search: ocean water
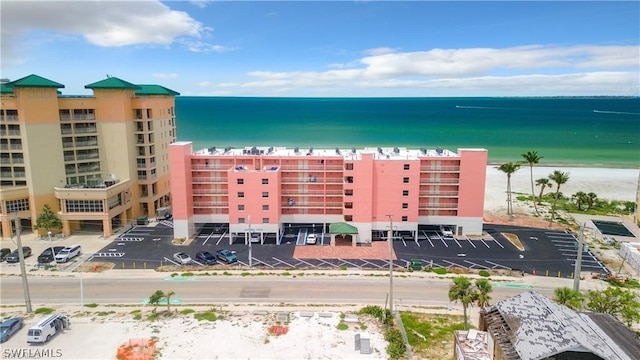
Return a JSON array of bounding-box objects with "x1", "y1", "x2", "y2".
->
[{"x1": 175, "y1": 97, "x2": 640, "y2": 168}]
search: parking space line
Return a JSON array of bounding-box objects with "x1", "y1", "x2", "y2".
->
[
  {"x1": 202, "y1": 233, "x2": 215, "y2": 245},
  {"x1": 453, "y1": 238, "x2": 462, "y2": 248},
  {"x1": 463, "y1": 260, "x2": 488, "y2": 269},
  {"x1": 163, "y1": 257, "x2": 181, "y2": 266},
  {"x1": 252, "y1": 258, "x2": 274, "y2": 268},
  {"x1": 295, "y1": 258, "x2": 316, "y2": 268},
  {"x1": 338, "y1": 258, "x2": 361, "y2": 268},
  {"x1": 440, "y1": 238, "x2": 448, "y2": 247},
  {"x1": 480, "y1": 239, "x2": 490, "y2": 248},
  {"x1": 492, "y1": 239, "x2": 504, "y2": 249},
  {"x1": 360, "y1": 259, "x2": 384, "y2": 269},
  {"x1": 443, "y1": 259, "x2": 462, "y2": 268},
  {"x1": 485, "y1": 260, "x2": 511, "y2": 270},
  {"x1": 316, "y1": 259, "x2": 339, "y2": 268},
  {"x1": 466, "y1": 239, "x2": 476, "y2": 248},
  {"x1": 272, "y1": 257, "x2": 296, "y2": 268}
]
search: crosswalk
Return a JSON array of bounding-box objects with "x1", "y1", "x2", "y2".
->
[{"x1": 159, "y1": 220, "x2": 174, "y2": 228}]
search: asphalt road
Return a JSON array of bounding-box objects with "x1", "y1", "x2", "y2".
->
[{"x1": 0, "y1": 275, "x2": 552, "y2": 307}]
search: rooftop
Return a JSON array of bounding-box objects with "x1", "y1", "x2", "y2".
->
[
  {"x1": 193, "y1": 145, "x2": 462, "y2": 160},
  {"x1": 5, "y1": 74, "x2": 65, "y2": 89},
  {"x1": 482, "y1": 291, "x2": 636, "y2": 360}
]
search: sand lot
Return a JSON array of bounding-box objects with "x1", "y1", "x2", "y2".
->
[{"x1": 0, "y1": 307, "x2": 387, "y2": 360}]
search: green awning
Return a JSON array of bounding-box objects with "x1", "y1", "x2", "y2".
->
[{"x1": 329, "y1": 222, "x2": 358, "y2": 234}]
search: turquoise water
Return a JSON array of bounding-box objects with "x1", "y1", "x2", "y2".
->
[{"x1": 175, "y1": 97, "x2": 640, "y2": 168}]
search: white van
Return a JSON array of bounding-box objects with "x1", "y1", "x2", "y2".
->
[
  {"x1": 54, "y1": 245, "x2": 82, "y2": 263},
  {"x1": 27, "y1": 314, "x2": 70, "y2": 343}
]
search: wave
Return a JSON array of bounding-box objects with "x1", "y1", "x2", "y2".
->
[
  {"x1": 456, "y1": 105, "x2": 504, "y2": 110},
  {"x1": 593, "y1": 110, "x2": 640, "y2": 115}
]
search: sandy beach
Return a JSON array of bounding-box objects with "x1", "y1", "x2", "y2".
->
[{"x1": 484, "y1": 165, "x2": 638, "y2": 217}]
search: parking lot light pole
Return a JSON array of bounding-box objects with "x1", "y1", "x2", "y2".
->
[
  {"x1": 248, "y1": 215, "x2": 252, "y2": 268},
  {"x1": 387, "y1": 215, "x2": 394, "y2": 315},
  {"x1": 573, "y1": 223, "x2": 588, "y2": 291},
  {"x1": 14, "y1": 212, "x2": 33, "y2": 313}
]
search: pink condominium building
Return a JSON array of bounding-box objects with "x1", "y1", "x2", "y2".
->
[{"x1": 170, "y1": 142, "x2": 487, "y2": 244}]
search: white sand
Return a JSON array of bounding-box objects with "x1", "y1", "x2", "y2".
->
[{"x1": 484, "y1": 166, "x2": 639, "y2": 213}]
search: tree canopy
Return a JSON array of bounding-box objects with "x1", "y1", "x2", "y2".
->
[{"x1": 34, "y1": 204, "x2": 62, "y2": 233}]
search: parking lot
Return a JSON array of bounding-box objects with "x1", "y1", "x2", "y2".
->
[{"x1": 83, "y1": 222, "x2": 609, "y2": 278}]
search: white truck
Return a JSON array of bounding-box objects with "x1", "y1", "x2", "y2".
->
[{"x1": 27, "y1": 314, "x2": 70, "y2": 343}]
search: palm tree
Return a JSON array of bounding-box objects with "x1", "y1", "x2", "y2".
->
[
  {"x1": 497, "y1": 162, "x2": 521, "y2": 216},
  {"x1": 521, "y1": 151, "x2": 543, "y2": 215},
  {"x1": 535, "y1": 178, "x2": 551, "y2": 204},
  {"x1": 448, "y1": 277, "x2": 478, "y2": 329},
  {"x1": 164, "y1": 290, "x2": 176, "y2": 312},
  {"x1": 475, "y1": 279, "x2": 493, "y2": 309},
  {"x1": 548, "y1": 170, "x2": 570, "y2": 221},
  {"x1": 553, "y1": 287, "x2": 584, "y2": 310},
  {"x1": 149, "y1": 290, "x2": 164, "y2": 313},
  {"x1": 572, "y1": 191, "x2": 588, "y2": 211},
  {"x1": 586, "y1": 192, "x2": 598, "y2": 210}
]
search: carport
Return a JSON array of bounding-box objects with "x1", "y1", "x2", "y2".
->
[{"x1": 329, "y1": 222, "x2": 359, "y2": 247}]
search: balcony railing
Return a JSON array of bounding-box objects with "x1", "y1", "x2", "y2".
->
[
  {"x1": 75, "y1": 140, "x2": 98, "y2": 147},
  {"x1": 419, "y1": 178, "x2": 459, "y2": 184},
  {"x1": 1, "y1": 115, "x2": 19, "y2": 122},
  {"x1": 193, "y1": 189, "x2": 228, "y2": 195},
  {"x1": 418, "y1": 204, "x2": 459, "y2": 210},
  {"x1": 281, "y1": 190, "x2": 343, "y2": 196},
  {"x1": 74, "y1": 126, "x2": 97, "y2": 134},
  {"x1": 420, "y1": 166, "x2": 461, "y2": 172},
  {"x1": 193, "y1": 202, "x2": 229, "y2": 207},
  {"x1": 72, "y1": 114, "x2": 96, "y2": 120},
  {"x1": 191, "y1": 165, "x2": 233, "y2": 171},
  {"x1": 419, "y1": 191, "x2": 459, "y2": 197},
  {"x1": 192, "y1": 177, "x2": 226, "y2": 183},
  {"x1": 284, "y1": 202, "x2": 343, "y2": 208}
]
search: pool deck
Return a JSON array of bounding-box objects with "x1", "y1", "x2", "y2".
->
[{"x1": 570, "y1": 213, "x2": 639, "y2": 241}]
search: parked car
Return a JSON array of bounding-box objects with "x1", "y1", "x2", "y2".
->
[
  {"x1": 0, "y1": 248, "x2": 11, "y2": 262},
  {"x1": 54, "y1": 245, "x2": 82, "y2": 263},
  {"x1": 5, "y1": 247, "x2": 32, "y2": 263},
  {"x1": 0, "y1": 317, "x2": 23, "y2": 343},
  {"x1": 440, "y1": 226, "x2": 454, "y2": 238},
  {"x1": 173, "y1": 252, "x2": 192, "y2": 265},
  {"x1": 37, "y1": 246, "x2": 66, "y2": 264},
  {"x1": 215, "y1": 249, "x2": 238, "y2": 264},
  {"x1": 195, "y1": 251, "x2": 217, "y2": 265},
  {"x1": 306, "y1": 234, "x2": 318, "y2": 245}
]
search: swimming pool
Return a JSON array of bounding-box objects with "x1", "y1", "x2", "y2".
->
[{"x1": 591, "y1": 220, "x2": 636, "y2": 237}]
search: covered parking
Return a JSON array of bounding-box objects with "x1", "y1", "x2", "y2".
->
[{"x1": 329, "y1": 222, "x2": 359, "y2": 247}]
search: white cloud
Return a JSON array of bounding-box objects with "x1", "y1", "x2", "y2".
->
[
  {"x1": 0, "y1": 0, "x2": 224, "y2": 66},
  {"x1": 189, "y1": 0, "x2": 214, "y2": 9},
  {"x1": 228, "y1": 45, "x2": 640, "y2": 96},
  {"x1": 179, "y1": 39, "x2": 236, "y2": 53}
]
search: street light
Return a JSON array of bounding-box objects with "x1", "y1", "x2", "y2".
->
[
  {"x1": 248, "y1": 215, "x2": 252, "y2": 268},
  {"x1": 573, "y1": 223, "x2": 594, "y2": 291},
  {"x1": 47, "y1": 231, "x2": 56, "y2": 260},
  {"x1": 387, "y1": 215, "x2": 394, "y2": 315},
  {"x1": 13, "y1": 212, "x2": 33, "y2": 313}
]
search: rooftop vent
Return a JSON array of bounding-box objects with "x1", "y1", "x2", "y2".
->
[
  {"x1": 268, "y1": 147, "x2": 274, "y2": 154},
  {"x1": 294, "y1": 147, "x2": 299, "y2": 153},
  {"x1": 393, "y1": 147, "x2": 400, "y2": 154},
  {"x1": 436, "y1": 147, "x2": 444, "y2": 155},
  {"x1": 335, "y1": 148, "x2": 341, "y2": 155},
  {"x1": 224, "y1": 147, "x2": 232, "y2": 153},
  {"x1": 377, "y1": 147, "x2": 383, "y2": 154},
  {"x1": 420, "y1": 148, "x2": 427, "y2": 155}
]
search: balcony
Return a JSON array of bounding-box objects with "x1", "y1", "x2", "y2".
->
[
  {"x1": 72, "y1": 114, "x2": 96, "y2": 120},
  {"x1": 74, "y1": 126, "x2": 97, "y2": 134},
  {"x1": 191, "y1": 164, "x2": 233, "y2": 171},
  {"x1": 193, "y1": 201, "x2": 229, "y2": 208},
  {"x1": 418, "y1": 203, "x2": 459, "y2": 210},
  {"x1": 192, "y1": 177, "x2": 226, "y2": 183},
  {"x1": 419, "y1": 178, "x2": 459, "y2": 184},
  {"x1": 420, "y1": 166, "x2": 461, "y2": 172},
  {"x1": 193, "y1": 189, "x2": 227, "y2": 195},
  {"x1": 419, "y1": 191, "x2": 459, "y2": 197},
  {"x1": 75, "y1": 140, "x2": 98, "y2": 147},
  {"x1": 281, "y1": 189, "x2": 343, "y2": 196},
  {"x1": 283, "y1": 202, "x2": 343, "y2": 208},
  {"x1": 1, "y1": 115, "x2": 19, "y2": 122}
]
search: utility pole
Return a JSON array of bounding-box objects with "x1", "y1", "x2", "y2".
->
[
  {"x1": 387, "y1": 215, "x2": 394, "y2": 314},
  {"x1": 14, "y1": 212, "x2": 33, "y2": 313},
  {"x1": 248, "y1": 215, "x2": 252, "y2": 268},
  {"x1": 573, "y1": 223, "x2": 585, "y2": 291}
]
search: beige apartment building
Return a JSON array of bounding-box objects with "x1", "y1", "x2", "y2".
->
[{"x1": 0, "y1": 74, "x2": 178, "y2": 238}]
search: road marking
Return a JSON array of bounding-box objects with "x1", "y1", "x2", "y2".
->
[
  {"x1": 493, "y1": 283, "x2": 534, "y2": 289},
  {"x1": 480, "y1": 239, "x2": 490, "y2": 248},
  {"x1": 162, "y1": 276, "x2": 197, "y2": 281}
]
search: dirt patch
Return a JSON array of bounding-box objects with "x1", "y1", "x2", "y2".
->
[
  {"x1": 501, "y1": 233, "x2": 525, "y2": 251},
  {"x1": 76, "y1": 262, "x2": 115, "y2": 272},
  {"x1": 483, "y1": 209, "x2": 570, "y2": 230}
]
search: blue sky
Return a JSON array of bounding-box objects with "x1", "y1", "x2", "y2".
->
[{"x1": 2, "y1": 1, "x2": 639, "y2": 97}]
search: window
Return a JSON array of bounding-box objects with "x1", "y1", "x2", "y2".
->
[
  {"x1": 345, "y1": 189, "x2": 353, "y2": 196},
  {"x1": 238, "y1": 192, "x2": 245, "y2": 198},
  {"x1": 402, "y1": 216, "x2": 408, "y2": 222},
  {"x1": 403, "y1": 190, "x2": 409, "y2": 196},
  {"x1": 402, "y1": 203, "x2": 408, "y2": 209},
  {"x1": 344, "y1": 202, "x2": 353, "y2": 209},
  {"x1": 238, "y1": 205, "x2": 245, "y2": 211},
  {"x1": 262, "y1": 178, "x2": 269, "y2": 185},
  {"x1": 262, "y1": 218, "x2": 269, "y2": 224},
  {"x1": 403, "y1": 177, "x2": 409, "y2": 183},
  {"x1": 344, "y1": 215, "x2": 353, "y2": 222},
  {"x1": 262, "y1": 192, "x2": 269, "y2": 198},
  {"x1": 403, "y1": 164, "x2": 410, "y2": 170},
  {"x1": 345, "y1": 163, "x2": 354, "y2": 170},
  {"x1": 237, "y1": 178, "x2": 244, "y2": 185},
  {"x1": 239, "y1": 218, "x2": 245, "y2": 224},
  {"x1": 345, "y1": 176, "x2": 354, "y2": 183},
  {"x1": 6, "y1": 198, "x2": 30, "y2": 212},
  {"x1": 262, "y1": 205, "x2": 269, "y2": 211},
  {"x1": 65, "y1": 200, "x2": 104, "y2": 213}
]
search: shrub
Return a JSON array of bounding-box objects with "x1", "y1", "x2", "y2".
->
[
  {"x1": 181, "y1": 272, "x2": 194, "y2": 277},
  {"x1": 194, "y1": 311, "x2": 218, "y2": 322},
  {"x1": 34, "y1": 307, "x2": 55, "y2": 315},
  {"x1": 359, "y1": 305, "x2": 392, "y2": 325},
  {"x1": 478, "y1": 270, "x2": 491, "y2": 277},
  {"x1": 84, "y1": 303, "x2": 99, "y2": 308},
  {"x1": 432, "y1": 267, "x2": 448, "y2": 275},
  {"x1": 337, "y1": 322, "x2": 348, "y2": 330},
  {"x1": 180, "y1": 309, "x2": 195, "y2": 315},
  {"x1": 384, "y1": 328, "x2": 406, "y2": 359}
]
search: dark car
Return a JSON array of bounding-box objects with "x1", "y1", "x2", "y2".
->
[
  {"x1": 0, "y1": 317, "x2": 23, "y2": 343},
  {"x1": 195, "y1": 251, "x2": 217, "y2": 265},
  {"x1": 215, "y1": 249, "x2": 238, "y2": 264},
  {"x1": 0, "y1": 248, "x2": 10, "y2": 262},
  {"x1": 5, "y1": 247, "x2": 32, "y2": 263},
  {"x1": 37, "y1": 246, "x2": 66, "y2": 264}
]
